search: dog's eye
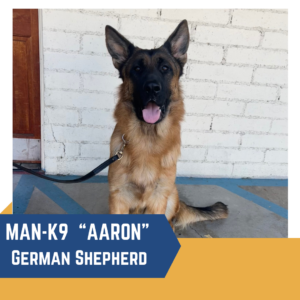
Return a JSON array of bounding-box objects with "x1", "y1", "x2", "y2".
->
[
  {"x1": 162, "y1": 66, "x2": 169, "y2": 72},
  {"x1": 134, "y1": 66, "x2": 141, "y2": 72}
]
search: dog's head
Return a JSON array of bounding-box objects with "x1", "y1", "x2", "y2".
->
[{"x1": 105, "y1": 20, "x2": 189, "y2": 124}]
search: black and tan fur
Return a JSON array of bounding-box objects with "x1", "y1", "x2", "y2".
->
[{"x1": 105, "y1": 20, "x2": 228, "y2": 230}]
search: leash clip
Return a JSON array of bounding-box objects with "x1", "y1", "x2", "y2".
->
[
  {"x1": 116, "y1": 134, "x2": 128, "y2": 160},
  {"x1": 116, "y1": 150, "x2": 123, "y2": 160}
]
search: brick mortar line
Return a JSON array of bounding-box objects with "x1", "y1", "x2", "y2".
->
[
  {"x1": 178, "y1": 160, "x2": 287, "y2": 165},
  {"x1": 43, "y1": 18, "x2": 288, "y2": 34},
  {"x1": 44, "y1": 68, "x2": 119, "y2": 77},
  {"x1": 43, "y1": 49, "x2": 288, "y2": 68},
  {"x1": 181, "y1": 146, "x2": 288, "y2": 151},
  {"x1": 44, "y1": 140, "x2": 111, "y2": 145},
  {"x1": 185, "y1": 113, "x2": 287, "y2": 120},
  {"x1": 42, "y1": 27, "x2": 288, "y2": 49},
  {"x1": 181, "y1": 129, "x2": 287, "y2": 136},
  {"x1": 47, "y1": 8, "x2": 288, "y2": 32},
  {"x1": 44, "y1": 87, "x2": 288, "y2": 104},
  {"x1": 247, "y1": 9, "x2": 288, "y2": 14},
  {"x1": 45, "y1": 105, "x2": 115, "y2": 112},
  {"x1": 182, "y1": 78, "x2": 288, "y2": 88},
  {"x1": 44, "y1": 87, "x2": 117, "y2": 94},
  {"x1": 42, "y1": 28, "x2": 288, "y2": 51},
  {"x1": 42, "y1": 139, "x2": 288, "y2": 152},
  {"x1": 187, "y1": 60, "x2": 288, "y2": 69},
  {"x1": 45, "y1": 8, "x2": 288, "y2": 16},
  {"x1": 44, "y1": 68, "x2": 288, "y2": 88},
  {"x1": 45, "y1": 155, "x2": 288, "y2": 166},
  {"x1": 227, "y1": 9, "x2": 234, "y2": 25},
  {"x1": 262, "y1": 149, "x2": 268, "y2": 163},
  {"x1": 44, "y1": 151, "x2": 287, "y2": 164},
  {"x1": 46, "y1": 122, "x2": 287, "y2": 136},
  {"x1": 47, "y1": 123, "x2": 115, "y2": 129},
  {"x1": 181, "y1": 145, "x2": 287, "y2": 150},
  {"x1": 44, "y1": 48, "x2": 111, "y2": 57}
]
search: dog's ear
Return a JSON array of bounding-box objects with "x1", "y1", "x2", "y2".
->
[
  {"x1": 163, "y1": 20, "x2": 189, "y2": 66},
  {"x1": 105, "y1": 25, "x2": 135, "y2": 70}
]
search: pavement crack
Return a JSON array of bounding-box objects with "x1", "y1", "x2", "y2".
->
[{"x1": 190, "y1": 225, "x2": 203, "y2": 238}]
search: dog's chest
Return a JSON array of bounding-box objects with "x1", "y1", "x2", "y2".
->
[{"x1": 127, "y1": 145, "x2": 179, "y2": 188}]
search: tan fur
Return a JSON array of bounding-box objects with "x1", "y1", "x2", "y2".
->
[
  {"x1": 107, "y1": 22, "x2": 228, "y2": 229},
  {"x1": 108, "y1": 78, "x2": 228, "y2": 229}
]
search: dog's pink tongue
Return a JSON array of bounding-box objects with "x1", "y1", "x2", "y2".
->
[{"x1": 142, "y1": 102, "x2": 161, "y2": 124}]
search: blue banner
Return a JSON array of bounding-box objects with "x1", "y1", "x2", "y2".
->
[{"x1": 0, "y1": 215, "x2": 180, "y2": 278}]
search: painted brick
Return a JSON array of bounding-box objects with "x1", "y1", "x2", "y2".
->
[
  {"x1": 81, "y1": 144, "x2": 110, "y2": 158},
  {"x1": 181, "y1": 81, "x2": 216, "y2": 98},
  {"x1": 185, "y1": 100, "x2": 244, "y2": 115},
  {"x1": 57, "y1": 158, "x2": 109, "y2": 175},
  {"x1": 44, "y1": 52, "x2": 116, "y2": 74},
  {"x1": 194, "y1": 26, "x2": 260, "y2": 47},
  {"x1": 45, "y1": 142, "x2": 64, "y2": 157},
  {"x1": 182, "y1": 116, "x2": 211, "y2": 130},
  {"x1": 45, "y1": 158, "x2": 58, "y2": 175},
  {"x1": 82, "y1": 35, "x2": 107, "y2": 54},
  {"x1": 242, "y1": 134, "x2": 288, "y2": 149},
  {"x1": 129, "y1": 38, "x2": 155, "y2": 49},
  {"x1": 109, "y1": 9, "x2": 159, "y2": 18},
  {"x1": 179, "y1": 147, "x2": 207, "y2": 161},
  {"x1": 254, "y1": 68, "x2": 288, "y2": 85},
  {"x1": 182, "y1": 132, "x2": 240, "y2": 147},
  {"x1": 44, "y1": 71, "x2": 80, "y2": 89},
  {"x1": 232, "y1": 164, "x2": 287, "y2": 178},
  {"x1": 265, "y1": 150, "x2": 288, "y2": 163},
  {"x1": 188, "y1": 43, "x2": 224, "y2": 63},
  {"x1": 41, "y1": 9, "x2": 288, "y2": 178},
  {"x1": 245, "y1": 103, "x2": 287, "y2": 119},
  {"x1": 46, "y1": 108, "x2": 79, "y2": 125},
  {"x1": 213, "y1": 117, "x2": 271, "y2": 132},
  {"x1": 189, "y1": 64, "x2": 252, "y2": 82},
  {"x1": 161, "y1": 9, "x2": 230, "y2": 24},
  {"x1": 262, "y1": 32, "x2": 288, "y2": 50},
  {"x1": 44, "y1": 125, "x2": 56, "y2": 142},
  {"x1": 280, "y1": 88, "x2": 288, "y2": 103},
  {"x1": 226, "y1": 48, "x2": 287, "y2": 66},
  {"x1": 207, "y1": 149, "x2": 264, "y2": 162},
  {"x1": 270, "y1": 120, "x2": 288, "y2": 134},
  {"x1": 232, "y1": 10, "x2": 288, "y2": 31},
  {"x1": 43, "y1": 10, "x2": 118, "y2": 33},
  {"x1": 81, "y1": 110, "x2": 115, "y2": 126},
  {"x1": 43, "y1": 31, "x2": 80, "y2": 51},
  {"x1": 65, "y1": 143, "x2": 80, "y2": 157},
  {"x1": 177, "y1": 162, "x2": 233, "y2": 177},
  {"x1": 13, "y1": 139, "x2": 41, "y2": 161},
  {"x1": 121, "y1": 19, "x2": 183, "y2": 39},
  {"x1": 45, "y1": 90, "x2": 117, "y2": 109},
  {"x1": 217, "y1": 84, "x2": 277, "y2": 101},
  {"x1": 83, "y1": 74, "x2": 122, "y2": 93},
  {"x1": 51, "y1": 125, "x2": 113, "y2": 143}
]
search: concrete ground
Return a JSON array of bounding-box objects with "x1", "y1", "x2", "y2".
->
[{"x1": 13, "y1": 172, "x2": 288, "y2": 238}]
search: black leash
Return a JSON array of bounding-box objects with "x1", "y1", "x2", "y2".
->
[
  {"x1": 13, "y1": 154, "x2": 119, "y2": 184},
  {"x1": 13, "y1": 135, "x2": 128, "y2": 184}
]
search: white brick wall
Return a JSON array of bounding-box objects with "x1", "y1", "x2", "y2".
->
[{"x1": 41, "y1": 9, "x2": 288, "y2": 178}]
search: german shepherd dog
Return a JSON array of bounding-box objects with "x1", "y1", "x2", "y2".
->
[{"x1": 105, "y1": 20, "x2": 228, "y2": 230}]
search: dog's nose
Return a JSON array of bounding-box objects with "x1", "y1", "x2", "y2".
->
[{"x1": 144, "y1": 81, "x2": 161, "y2": 95}]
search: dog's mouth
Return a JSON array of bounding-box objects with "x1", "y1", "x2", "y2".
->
[
  {"x1": 141, "y1": 102, "x2": 167, "y2": 124},
  {"x1": 142, "y1": 102, "x2": 161, "y2": 124}
]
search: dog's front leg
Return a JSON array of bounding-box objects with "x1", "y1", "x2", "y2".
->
[
  {"x1": 109, "y1": 191, "x2": 131, "y2": 214},
  {"x1": 143, "y1": 178, "x2": 174, "y2": 215}
]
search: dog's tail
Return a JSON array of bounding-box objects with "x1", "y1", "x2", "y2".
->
[{"x1": 174, "y1": 201, "x2": 228, "y2": 228}]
